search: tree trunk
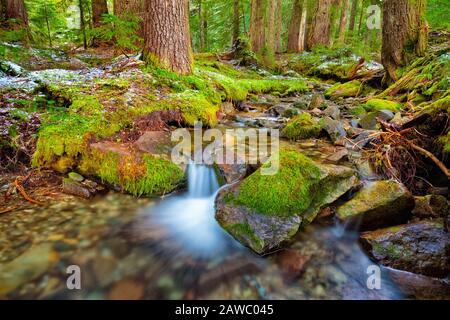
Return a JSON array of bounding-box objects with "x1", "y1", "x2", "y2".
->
[
  {"x1": 5, "y1": 0, "x2": 27, "y2": 25},
  {"x1": 79, "y1": 0, "x2": 88, "y2": 49},
  {"x1": 349, "y1": 0, "x2": 358, "y2": 31},
  {"x1": 250, "y1": 0, "x2": 276, "y2": 64},
  {"x1": 287, "y1": 0, "x2": 307, "y2": 53},
  {"x1": 306, "y1": 0, "x2": 333, "y2": 50},
  {"x1": 338, "y1": 0, "x2": 349, "y2": 42},
  {"x1": 381, "y1": 0, "x2": 428, "y2": 83},
  {"x1": 143, "y1": 0, "x2": 193, "y2": 75},
  {"x1": 198, "y1": 0, "x2": 208, "y2": 52},
  {"x1": 274, "y1": 0, "x2": 283, "y2": 53},
  {"x1": 92, "y1": 0, "x2": 108, "y2": 28},
  {"x1": 232, "y1": 0, "x2": 240, "y2": 43}
]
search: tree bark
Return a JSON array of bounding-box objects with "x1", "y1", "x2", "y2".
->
[
  {"x1": 382, "y1": 0, "x2": 428, "y2": 83},
  {"x1": 79, "y1": 0, "x2": 88, "y2": 49},
  {"x1": 92, "y1": 0, "x2": 108, "y2": 28},
  {"x1": 349, "y1": 0, "x2": 358, "y2": 31},
  {"x1": 198, "y1": 0, "x2": 208, "y2": 52},
  {"x1": 4, "y1": 0, "x2": 28, "y2": 28},
  {"x1": 250, "y1": 0, "x2": 276, "y2": 64},
  {"x1": 306, "y1": 0, "x2": 333, "y2": 50},
  {"x1": 232, "y1": 0, "x2": 240, "y2": 43},
  {"x1": 287, "y1": 0, "x2": 307, "y2": 53},
  {"x1": 338, "y1": 0, "x2": 349, "y2": 42},
  {"x1": 274, "y1": 0, "x2": 283, "y2": 53},
  {"x1": 143, "y1": 0, "x2": 193, "y2": 75}
]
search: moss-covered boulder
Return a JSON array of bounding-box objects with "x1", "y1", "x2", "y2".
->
[
  {"x1": 215, "y1": 150, "x2": 357, "y2": 254},
  {"x1": 281, "y1": 113, "x2": 323, "y2": 140},
  {"x1": 336, "y1": 180, "x2": 414, "y2": 230},
  {"x1": 360, "y1": 220, "x2": 450, "y2": 278},
  {"x1": 364, "y1": 98, "x2": 402, "y2": 112},
  {"x1": 324, "y1": 80, "x2": 361, "y2": 98}
]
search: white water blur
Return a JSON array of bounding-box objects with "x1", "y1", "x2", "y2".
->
[{"x1": 142, "y1": 164, "x2": 244, "y2": 258}]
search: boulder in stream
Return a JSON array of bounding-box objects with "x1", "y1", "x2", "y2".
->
[
  {"x1": 336, "y1": 180, "x2": 414, "y2": 230},
  {"x1": 361, "y1": 220, "x2": 450, "y2": 278},
  {"x1": 215, "y1": 150, "x2": 357, "y2": 254}
]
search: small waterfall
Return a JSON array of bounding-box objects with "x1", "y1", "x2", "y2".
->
[{"x1": 187, "y1": 164, "x2": 220, "y2": 198}]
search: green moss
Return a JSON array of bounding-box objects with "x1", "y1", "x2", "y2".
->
[
  {"x1": 226, "y1": 223, "x2": 264, "y2": 253},
  {"x1": 79, "y1": 150, "x2": 184, "y2": 197},
  {"x1": 350, "y1": 105, "x2": 367, "y2": 116},
  {"x1": 281, "y1": 113, "x2": 323, "y2": 140},
  {"x1": 325, "y1": 80, "x2": 362, "y2": 98},
  {"x1": 364, "y1": 98, "x2": 402, "y2": 112},
  {"x1": 231, "y1": 150, "x2": 322, "y2": 217}
]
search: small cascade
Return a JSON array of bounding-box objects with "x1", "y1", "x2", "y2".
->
[{"x1": 187, "y1": 164, "x2": 220, "y2": 198}]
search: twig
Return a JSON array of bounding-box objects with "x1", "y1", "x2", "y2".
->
[{"x1": 13, "y1": 178, "x2": 44, "y2": 206}]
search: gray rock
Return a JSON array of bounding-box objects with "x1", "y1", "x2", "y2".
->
[
  {"x1": 309, "y1": 93, "x2": 326, "y2": 110},
  {"x1": 323, "y1": 117, "x2": 347, "y2": 142},
  {"x1": 337, "y1": 180, "x2": 414, "y2": 230},
  {"x1": 359, "y1": 110, "x2": 395, "y2": 130},
  {"x1": 361, "y1": 220, "x2": 450, "y2": 278},
  {"x1": 323, "y1": 105, "x2": 340, "y2": 120}
]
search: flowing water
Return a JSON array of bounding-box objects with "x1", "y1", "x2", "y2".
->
[{"x1": 0, "y1": 163, "x2": 405, "y2": 300}]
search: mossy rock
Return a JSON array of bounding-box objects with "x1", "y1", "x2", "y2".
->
[
  {"x1": 281, "y1": 113, "x2": 323, "y2": 140},
  {"x1": 364, "y1": 99, "x2": 402, "y2": 112},
  {"x1": 324, "y1": 80, "x2": 362, "y2": 98},
  {"x1": 336, "y1": 180, "x2": 414, "y2": 231},
  {"x1": 215, "y1": 150, "x2": 357, "y2": 254}
]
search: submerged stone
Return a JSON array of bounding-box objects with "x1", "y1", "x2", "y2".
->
[
  {"x1": 215, "y1": 150, "x2": 357, "y2": 254},
  {"x1": 336, "y1": 180, "x2": 414, "y2": 230},
  {"x1": 361, "y1": 220, "x2": 450, "y2": 278}
]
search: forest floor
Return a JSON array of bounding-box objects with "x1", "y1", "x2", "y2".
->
[{"x1": 0, "y1": 33, "x2": 449, "y2": 299}]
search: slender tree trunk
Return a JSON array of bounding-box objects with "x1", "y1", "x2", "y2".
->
[
  {"x1": 338, "y1": 0, "x2": 350, "y2": 42},
  {"x1": 44, "y1": 2, "x2": 52, "y2": 47},
  {"x1": 357, "y1": 0, "x2": 365, "y2": 33},
  {"x1": 274, "y1": 0, "x2": 283, "y2": 53},
  {"x1": 198, "y1": 0, "x2": 207, "y2": 52},
  {"x1": 143, "y1": 0, "x2": 193, "y2": 75},
  {"x1": 306, "y1": 0, "x2": 333, "y2": 50},
  {"x1": 287, "y1": 0, "x2": 307, "y2": 53},
  {"x1": 79, "y1": 0, "x2": 88, "y2": 49},
  {"x1": 381, "y1": 0, "x2": 428, "y2": 83},
  {"x1": 232, "y1": 0, "x2": 240, "y2": 43},
  {"x1": 349, "y1": 0, "x2": 358, "y2": 31},
  {"x1": 92, "y1": 0, "x2": 108, "y2": 28}
]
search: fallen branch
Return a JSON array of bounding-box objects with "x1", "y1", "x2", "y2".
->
[
  {"x1": 0, "y1": 206, "x2": 19, "y2": 214},
  {"x1": 408, "y1": 143, "x2": 450, "y2": 179},
  {"x1": 14, "y1": 178, "x2": 44, "y2": 206}
]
